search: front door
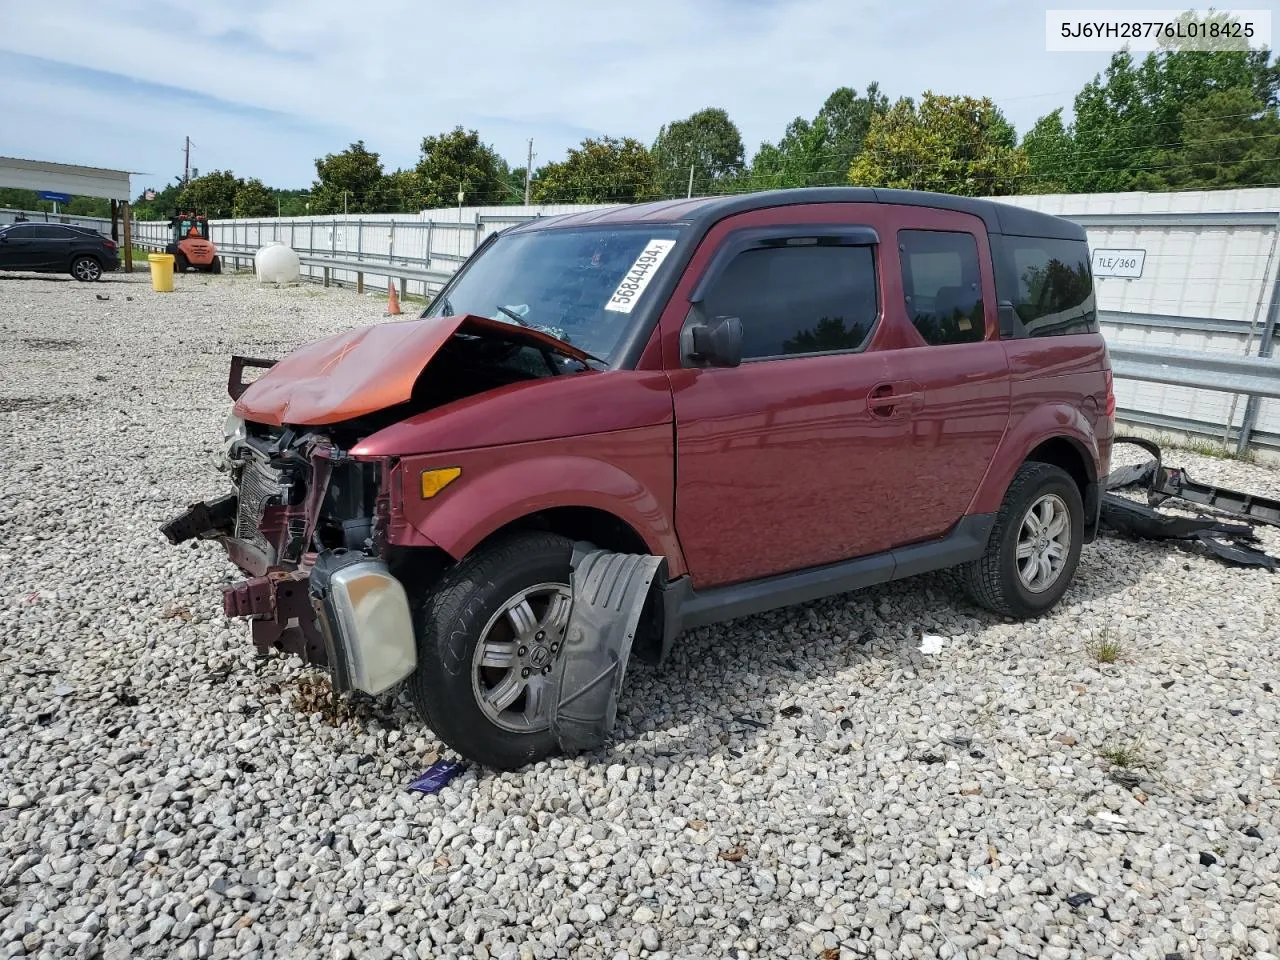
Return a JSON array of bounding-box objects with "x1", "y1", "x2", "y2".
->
[
  {"x1": 663, "y1": 205, "x2": 917, "y2": 589},
  {"x1": 0, "y1": 224, "x2": 41, "y2": 269}
]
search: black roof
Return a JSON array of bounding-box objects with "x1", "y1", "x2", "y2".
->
[{"x1": 507, "y1": 187, "x2": 1085, "y2": 242}]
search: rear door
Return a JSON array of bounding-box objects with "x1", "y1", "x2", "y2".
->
[
  {"x1": 873, "y1": 207, "x2": 1011, "y2": 542},
  {"x1": 24, "y1": 225, "x2": 72, "y2": 269},
  {"x1": 661, "y1": 203, "x2": 917, "y2": 589}
]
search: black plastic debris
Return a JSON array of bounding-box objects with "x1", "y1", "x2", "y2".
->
[
  {"x1": 1066, "y1": 892, "x2": 1093, "y2": 907},
  {"x1": 1101, "y1": 438, "x2": 1279, "y2": 570},
  {"x1": 1199, "y1": 851, "x2": 1218, "y2": 866},
  {"x1": 1244, "y1": 826, "x2": 1263, "y2": 839}
]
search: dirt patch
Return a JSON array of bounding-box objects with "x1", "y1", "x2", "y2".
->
[
  {"x1": 0, "y1": 396, "x2": 84, "y2": 414},
  {"x1": 20, "y1": 337, "x2": 82, "y2": 351}
]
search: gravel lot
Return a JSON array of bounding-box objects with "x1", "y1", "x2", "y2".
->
[{"x1": 2, "y1": 269, "x2": 1279, "y2": 960}]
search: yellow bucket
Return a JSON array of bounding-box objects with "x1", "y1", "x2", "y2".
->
[{"x1": 148, "y1": 253, "x2": 175, "y2": 293}]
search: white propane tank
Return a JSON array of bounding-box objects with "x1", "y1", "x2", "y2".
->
[{"x1": 255, "y1": 242, "x2": 301, "y2": 284}]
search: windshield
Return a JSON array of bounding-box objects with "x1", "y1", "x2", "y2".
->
[{"x1": 425, "y1": 225, "x2": 684, "y2": 363}]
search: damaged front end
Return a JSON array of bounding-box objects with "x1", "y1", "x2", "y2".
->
[{"x1": 161, "y1": 410, "x2": 417, "y2": 695}]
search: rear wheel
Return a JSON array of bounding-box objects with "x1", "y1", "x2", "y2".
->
[
  {"x1": 210, "y1": 256, "x2": 222, "y2": 274},
  {"x1": 407, "y1": 532, "x2": 573, "y2": 770},
  {"x1": 963, "y1": 462, "x2": 1083, "y2": 618},
  {"x1": 71, "y1": 256, "x2": 102, "y2": 282}
]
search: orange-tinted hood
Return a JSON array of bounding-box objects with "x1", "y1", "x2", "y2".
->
[{"x1": 233, "y1": 314, "x2": 594, "y2": 427}]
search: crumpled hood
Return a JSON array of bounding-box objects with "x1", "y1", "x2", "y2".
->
[{"x1": 234, "y1": 313, "x2": 594, "y2": 427}]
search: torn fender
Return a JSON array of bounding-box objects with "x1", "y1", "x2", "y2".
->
[
  {"x1": 551, "y1": 546, "x2": 665, "y2": 753},
  {"x1": 233, "y1": 314, "x2": 596, "y2": 427}
]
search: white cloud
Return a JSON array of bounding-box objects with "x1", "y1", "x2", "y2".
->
[{"x1": 0, "y1": 0, "x2": 1114, "y2": 188}]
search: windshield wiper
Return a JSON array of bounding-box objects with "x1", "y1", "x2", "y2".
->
[
  {"x1": 496, "y1": 305, "x2": 529, "y2": 327},
  {"x1": 494, "y1": 305, "x2": 608, "y2": 369}
]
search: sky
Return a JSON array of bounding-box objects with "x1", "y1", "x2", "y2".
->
[{"x1": 0, "y1": 0, "x2": 1122, "y2": 193}]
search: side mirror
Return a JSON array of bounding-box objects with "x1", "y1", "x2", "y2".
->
[{"x1": 685, "y1": 315, "x2": 743, "y2": 368}]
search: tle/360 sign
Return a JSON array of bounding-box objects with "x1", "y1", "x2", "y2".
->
[{"x1": 1092, "y1": 248, "x2": 1146, "y2": 279}]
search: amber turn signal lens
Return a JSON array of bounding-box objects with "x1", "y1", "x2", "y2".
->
[{"x1": 420, "y1": 467, "x2": 461, "y2": 498}]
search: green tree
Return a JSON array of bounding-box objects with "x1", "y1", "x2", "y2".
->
[
  {"x1": 178, "y1": 170, "x2": 240, "y2": 217},
  {"x1": 1034, "y1": 12, "x2": 1279, "y2": 193},
  {"x1": 1157, "y1": 87, "x2": 1280, "y2": 188},
  {"x1": 379, "y1": 169, "x2": 424, "y2": 212},
  {"x1": 414, "y1": 127, "x2": 507, "y2": 208},
  {"x1": 531, "y1": 137, "x2": 660, "y2": 203},
  {"x1": 847, "y1": 93, "x2": 1027, "y2": 196},
  {"x1": 1022, "y1": 109, "x2": 1076, "y2": 193},
  {"x1": 748, "y1": 83, "x2": 888, "y2": 190},
  {"x1": 272, "y1": 189, "x2": 311, "y2": 217},
  {"x1": 132, "y1": 179, "x2": 184, "y2": 221},
  {"x1": 652, "y1": 107, "x2": 745, "y2": 195},
  {"x1": 311, "y1": 141, "x2": 387, "y2": 214},
  {"x1": 234, "y1": 178, "x2": 276, "y2": 217}
]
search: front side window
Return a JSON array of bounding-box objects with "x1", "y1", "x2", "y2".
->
[
  {"x1": 425, "y1": 225, "x2": 683, "y2": 363},
  {"x1": 898, "y1": 230, "x2": 985, "y2": 346},
  {"x1": 699, "y1": 242, "x2": 879, "y2": 360},
  {"x1": 994, "y1": 236, "x2": 1097, "y2": 338}
]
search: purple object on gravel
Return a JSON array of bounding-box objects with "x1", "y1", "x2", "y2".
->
[{"x1": 406, "y1": 758, "x2": 468, "y2": 793}]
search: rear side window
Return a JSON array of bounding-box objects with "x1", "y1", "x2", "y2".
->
[
  {"x1": 700, "y1": 243, "x2": 879, "y2": 359},
  {"x1": 898, "y1": 231, "x2": 985, "y2": 346},
  {"x1": 992, "y1": 236, "x2": 1097, "y2": 337}
]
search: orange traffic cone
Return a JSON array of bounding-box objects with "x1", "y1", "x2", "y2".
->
[{"x1": 386, "y1": 278, "x2": 402, "y2": 316}]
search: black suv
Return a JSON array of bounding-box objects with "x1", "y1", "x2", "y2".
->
[{"x1": 0, "y1": 222, "x2": 121, "y2": 281}]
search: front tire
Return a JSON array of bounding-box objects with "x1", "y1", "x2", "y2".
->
[
  {"x1": 407, "y1": 532, "x2": 573, "y2": 770},
  {"x1": 210, "y1": 256, "x2": 222, "y2": 274},
  {"x1": 964, "y1": 462, "x2": 1084, "y2": 618},
  {"x1": 174, "y1": 253, "x2": 189, "y2": 273},
  {"x1": 71, "y1": 256, "x2": 102, "y2": 282}
]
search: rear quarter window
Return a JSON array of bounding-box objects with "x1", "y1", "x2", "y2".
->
[{"x1": 992, "y1": 235, "x2": 1097, "y2": 338}]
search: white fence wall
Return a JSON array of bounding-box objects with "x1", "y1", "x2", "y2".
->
[
  {"x1": 996, "y1": 190, "x2": 1280, "y2": 450},
  {"x1": 132, "y1": 203, "x2": 617, "y2": 298},
  {"x1": 132, "y1": 189, "x2": 1280, "y2": 452}
]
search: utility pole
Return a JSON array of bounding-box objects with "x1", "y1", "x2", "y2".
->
[
  {"x1": 524, "y1": 138, "x2": 534, "y2": 205},
  {"x1": 343, "y1": 191, "x2": 348, "y2": 216},
  {"x1": 687, "y1": 164, "x2": 695, "y2": 199},
  {"x1": 183, "y1": 136, "x2": 191, "y2": 185},
  {"x1": 277, "y1": 196, "x2": 281, "y2": 217}
]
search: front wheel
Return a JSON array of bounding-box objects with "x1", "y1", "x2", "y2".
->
[
  {"x1": 71, "y1": 256, "x2": 102, "y2": 282},
  {"x1": 210, "y1": 256, "x2": 222, "y2": 274},
  {"x1": 963, "y1": 462, "x2": 1084, "y2": 618},
  {"x1": 174, "y1": 253, "x2": 189, "y2": 273},
  {"x1": 407, "y1": 532, "x2": 573, "y2": 770}
]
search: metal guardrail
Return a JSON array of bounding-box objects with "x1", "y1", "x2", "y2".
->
[{"x1": 1110, "y1": 345, "x2": 1280, "y2": 400}]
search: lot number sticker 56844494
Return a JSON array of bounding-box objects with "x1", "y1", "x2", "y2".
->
[{"x1": 604, "y1": 239, "x2": 677, "y2": 313}]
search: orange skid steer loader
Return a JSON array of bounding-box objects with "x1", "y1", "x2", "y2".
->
[{"x1": 166, "y1": 211, "x2": 222, "y2": 274}]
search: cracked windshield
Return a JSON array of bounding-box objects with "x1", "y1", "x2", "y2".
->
[{"x1": 426, "y1": 225, "x2": 683, "y2": 362}]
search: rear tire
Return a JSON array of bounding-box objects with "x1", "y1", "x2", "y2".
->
[
  {"x1": 407, "y1": 532, "x2": 573, "y2": 770},
  {"x1": 71, "y1": 256, "x2": 102, "y2": 282},
  {"x1": 210, "y1": 256, "x2": 222, "y2": 274},
  {"x1": 963, "y1": 462, "x2": 1083, "y2": 618}
]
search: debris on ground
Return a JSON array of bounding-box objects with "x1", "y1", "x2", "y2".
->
[
  {"x1": 918, "y1": 634, "x2": 947, "y2": 655},
  {"x1": 1102, "y1": 437, "x2": 1278, "y2": 569},
  {"x1": 406, "y1": 758, "x2": 468, "y2": 794}
]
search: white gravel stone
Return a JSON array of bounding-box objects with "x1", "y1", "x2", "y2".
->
[{"x1": 2, "y1": 270, "x2": 1279, "y2": 958}]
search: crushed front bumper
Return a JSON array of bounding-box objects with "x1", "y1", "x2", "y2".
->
[{"x1": 164, "y1": 498, "x2": 416, "y2": 695}]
